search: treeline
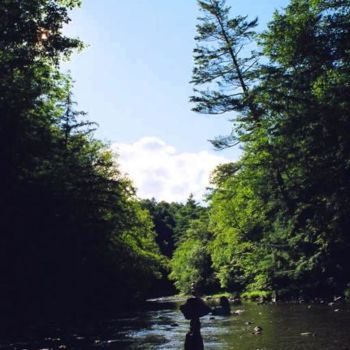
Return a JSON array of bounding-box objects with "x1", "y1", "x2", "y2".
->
[
  {"x1": 140, "y1": 196, "x2": 210, "y2": 295},
  {"x1": 0, "y1": 0, "x2": 164, "y2": 323},
  {"x1": 168, "y1": 0, "x2": 350, "y2": 300}
]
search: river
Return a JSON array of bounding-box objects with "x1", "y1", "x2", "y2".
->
[{"x1": 2, "y1": 297, "x2": 350, "y2": 349}]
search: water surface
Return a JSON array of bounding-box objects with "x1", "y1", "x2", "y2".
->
[{"x1": 2, "y1": 297, "x2": 350, "y2": 349}]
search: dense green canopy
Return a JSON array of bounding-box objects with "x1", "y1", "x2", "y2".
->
[{"x1": 170, "y1": 0, "x2": 350, "y2": 299}]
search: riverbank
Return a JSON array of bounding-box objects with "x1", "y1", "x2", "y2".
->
[{"x1": 174, "y1": 290, "x2": 348, "y2": 304}]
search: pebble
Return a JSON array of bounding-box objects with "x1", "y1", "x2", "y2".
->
[
  {"x1": 252, "y1": 326, "x2": 263, "y2": 335},
  {"x1": 234, "y1": 309, "x2": 245, "y2": 315}
]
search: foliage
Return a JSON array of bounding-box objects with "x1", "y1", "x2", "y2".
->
[
  {"x1": 173, "y1": 194, "x2": 208, "y2": 242},
  {"x1": 0, "y1": 0, "x2": 163, "y2": 321},
  {"x1": 178, "y1": 0, "x2": 350, "y2": 299},
  {"x1": 241, "y1": 290, "x2": 272, "y2": 300},
  {"x1": 169, "y1": 217, "x2": 218, "y2": 294},
  {"x1": 140, "y1": 199, "x2": 178, "y2": 257},
  {"x1": 141, "y1": 196, "x2": 211, "y2": 295},
  {"x1": 191, "y1": 0, "x2": 260, "y2": 149},
  {"x1": 208, "y1": 159, "x2": 274, "y2": 293}
]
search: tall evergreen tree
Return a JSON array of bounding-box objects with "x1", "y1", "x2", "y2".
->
[{"x1": 187, "y1": 0, "x2": 350, "y2": 298}]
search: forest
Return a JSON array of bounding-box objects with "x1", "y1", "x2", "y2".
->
[{"x1": 1, "y1": 0, "x2": 350, "y2": 329}]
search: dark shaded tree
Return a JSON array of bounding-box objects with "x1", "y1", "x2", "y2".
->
[
  {"x1": 0, "y1": 0, "x2": 163, "y2": 327},
  {"x1": 140, "y1": 198, "x2": 178, "y2": 257}
]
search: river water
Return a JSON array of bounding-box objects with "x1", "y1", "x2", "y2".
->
[{"x1": 2, "y1": 297, "x2": 350, "y2": 349}]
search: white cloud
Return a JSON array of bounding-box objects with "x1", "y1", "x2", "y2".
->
[{"x1": 110, "y1": 137, "x2": 234, "y2": 203}]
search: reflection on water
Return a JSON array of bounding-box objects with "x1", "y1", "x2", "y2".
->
[{"x1": 1, "y1": 297, "x2": 350, "y2": 349}]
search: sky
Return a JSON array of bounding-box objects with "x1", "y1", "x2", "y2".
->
[{"x1": 63, "y1": 0, "x2": 289, "y2": 202}]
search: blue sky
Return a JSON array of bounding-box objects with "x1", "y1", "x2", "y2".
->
[{"x1": 63, "y1": 0, "x2": 289, "y2": 201}]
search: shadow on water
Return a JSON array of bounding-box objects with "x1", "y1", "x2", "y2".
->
[{"x1": 1, "y1": 297, "x2": 350, "y2": 349}]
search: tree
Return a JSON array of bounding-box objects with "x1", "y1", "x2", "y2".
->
[
  {"x1": 169, "y1": 217, "x2": 218, "y2": 294},
  {"x1": 193, "y1": 0, "x2": 350, "y2": 298},
  {"x1": 257, "y1": 0, "x2": 350, "y2": 296},
  {"x1": 0, "y1": 0, "x2": 163, "y2": 324},
  {"x1": 174, "y1": 194, "x2": 207, "y2": 242},
  {"x1": 191, "y1": 0, "x2": 259, "y2": 148},
  {"x1": 191, "y1": 0, "x2": 294, "y2": 214},
  {"x1": 140, "y1": 198, "x2": 178, "y2": 257},
  {"x1": 0, "y1": 0, "x2": 83, "y2": 320}
]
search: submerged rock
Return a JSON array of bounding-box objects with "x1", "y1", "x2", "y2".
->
[{"x1": 212, "y1": 296, "x2": 231, "y2": 316}]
